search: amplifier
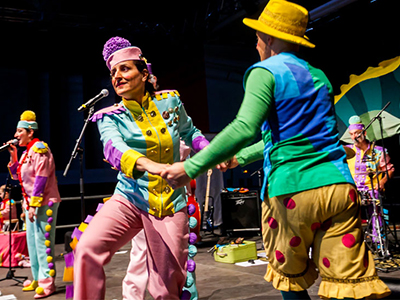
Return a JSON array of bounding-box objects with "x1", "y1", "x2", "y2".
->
[{"x1": 221, "y1": 190, "x2": 261, "y2": 236}]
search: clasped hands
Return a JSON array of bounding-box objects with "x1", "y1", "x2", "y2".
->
[{"x1": 138, "y1": 156, "x2": 239, "y2": 190}]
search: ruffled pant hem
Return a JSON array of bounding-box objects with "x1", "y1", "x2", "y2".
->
[
  {"x1": 264, "y1": 263, "x2": 319, "y2": 292},
  {"x1": 318, "y1": 276, "x2": 391, "y2": 299}
]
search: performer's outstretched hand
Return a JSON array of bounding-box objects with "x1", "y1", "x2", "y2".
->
[
  {"x1": 217, "y1": 155, "x2": 239, "y2": 172},
  {"x1": 161, "y1": 162, "x2": 191, "y2": 189},
  {"x1": 136, "y1": 157, "x2": 168, "y2": 176}
]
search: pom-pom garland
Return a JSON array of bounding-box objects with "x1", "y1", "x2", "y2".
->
[{"x1": 44, "y1": 201, "x2": 55, "y2": 277}]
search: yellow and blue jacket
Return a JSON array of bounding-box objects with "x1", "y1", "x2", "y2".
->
[{"x1": 91, "y1": 90, "x2": 209, "y2": 218}]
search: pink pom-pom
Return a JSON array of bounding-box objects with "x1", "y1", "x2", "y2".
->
[{"x1": 23, "y1": 279, "x2": 32, "y2": 287}]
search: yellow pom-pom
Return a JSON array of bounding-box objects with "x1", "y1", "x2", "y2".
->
[
  {"x1": 45, "y1": 240, "x2": 51, "y2": 247},
  {"x1": 45, "y1": 224, "x2": 52, "y2": 232},
  {"x1": 49, "y1": 269, "x2": 56, "y2": 277},
  {"x1": 46, "y1": 209, "x2": 53, "y2": 217},
  {"x1": 35, "y1": 286, "x2": 44, "y2": 295},
  {"x1": 20, "y1": 110, "x2": 36, "y2": 122},
  {"x1": 47, "y1": 256, "x2": 53, "y2": 263}
]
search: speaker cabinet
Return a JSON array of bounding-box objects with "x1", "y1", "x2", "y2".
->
[{"x1": 221, "y1": 190, "x2": 261, "y2": 236}]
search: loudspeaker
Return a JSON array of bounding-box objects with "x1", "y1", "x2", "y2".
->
[{"x1": 221, "y1": 190, "x2": 261, "y2": 236}]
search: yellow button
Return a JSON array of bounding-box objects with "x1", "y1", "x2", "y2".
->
[
  {"x1": 150, "y1": 111, "x2": 156, "y2": 117},
  {"x1": 146, "y1": 130, "x2": 152, "y2": 136},
  {"x1": 150, "y1": 150, "x2": 157, "y2": 154},
  {"x1": 165, "y1": 148, "x2": 170, "y2": 153}
]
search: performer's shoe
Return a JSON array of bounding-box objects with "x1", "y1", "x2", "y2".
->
[
  {"x1": 22, "y1": 280, "x2": 38, "y2": 292},
  {"x1": 34, "y1": 287, "x2": 55, "y2": 299},
  {"x1": 34, "y1": 277, "x2": 55, "y2": 299}
]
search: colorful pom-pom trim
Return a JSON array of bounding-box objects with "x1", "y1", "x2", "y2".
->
[{"x1": 45, "y1": 201, "x2": 55, "y2": 277}]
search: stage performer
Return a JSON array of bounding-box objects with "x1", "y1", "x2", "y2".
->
[
  {"x1": 346, "y1": 115, "x2": 395, "y2": 239},
  {"x1": 346, "y1": 115, "x2": 395, "y2": 197},
  {"x1": 6, "y1": 110, "x2": 61, "y2": 299},
  {"x1": 161, "y1": 0, "x2": 391, "y2": 299},
  {"x1": 73, "y1": 36, "x2": 209, "y2": 300},
  {"x1": 0, "y1": 184, "x2": 18, "y2": 230}
]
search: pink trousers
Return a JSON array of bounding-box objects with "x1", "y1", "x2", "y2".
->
[
  {"x1": 123, "y1": 230, "x2": 148, "y2": 300},
  {"x1": 73, "y1": 194, "x2": 189, "y2": 300}
]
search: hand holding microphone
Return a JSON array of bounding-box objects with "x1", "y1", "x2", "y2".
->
[
  {"x1": 0, "y1": 139, "x2": 18, "y2": 153},
  {"x1": 77, "y1": 89, "x2": 109, "y2": 111}
]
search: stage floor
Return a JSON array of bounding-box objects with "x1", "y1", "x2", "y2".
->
[{"x1": 0, "y1": 234, "x2": 400, "y2": 299}]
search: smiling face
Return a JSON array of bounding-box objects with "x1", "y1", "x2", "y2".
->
[
  {"x1": 110, "y1": 60, "x2": 148, "y2": 101},
  {"x1": 349, "y1": 129, "x2": 366, "y2": 147},
  {"x1": 14, "y1": 128, "x2": 33, "y2": 147}
]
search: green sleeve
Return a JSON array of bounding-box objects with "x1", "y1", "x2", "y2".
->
[
  {"x1": 236, "y1": 139, "x2": 264, "y2": 167},
  {"x1": 184, "y1": 67, "x2": 274, "y2": 178}
]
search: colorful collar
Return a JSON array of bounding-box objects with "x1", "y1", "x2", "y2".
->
[
  {"x1": 122, "y1": 92, "x2": 151, "y2": 112},
  {"x1": 26, "y1": 138, "x2": 40, "y2": 152}
]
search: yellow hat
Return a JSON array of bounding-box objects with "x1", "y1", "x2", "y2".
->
[
  {"x1": 243, "y1": 0, "x2": 315, "y2": 48},
  {"x1": 17, "y1": 110, "x2": 38, "y2": 130}
]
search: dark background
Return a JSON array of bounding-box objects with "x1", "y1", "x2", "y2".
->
[{"x1": 1, "y1": 0, "x2": 399, "y2": 240}]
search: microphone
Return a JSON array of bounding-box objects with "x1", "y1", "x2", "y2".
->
[
  {"x1": 0, "y1": 139, "x2": 19, "y2": 153},
  {"x1": 77, "y1": 89, "x2": 109, "y2": 112}
]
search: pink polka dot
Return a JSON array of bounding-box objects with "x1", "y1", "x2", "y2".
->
[
  {"x1": 267, "y1": 217, "x2": 278, "y2": 229},
  {"x1": 321, "y1": 218, "x2": 332, "y2": 231},
  {"x1": 283, "y1": 197, "x2": 296, "y2": 209},
  {"x1": 275, "y1": 250, "x2": 285, "y2": 263},
  {"x1": 342, "y1": 233, "x2": 356, "y2": 248},
  {"x1": 311, "y1": 222, "x2": 321, "y2": 231},
  {"x1": 364, "y1": 254, "x2": 369, "y2": 268},
  {"x1": 289, "y1": 236, "x2": 301, "y2": 247},
  {"x1": 322, "y1": 257, "x2": 330, "y2": 268},
  {"x1": 349, "y1": 189, "x2": 357, "y2": 202}
]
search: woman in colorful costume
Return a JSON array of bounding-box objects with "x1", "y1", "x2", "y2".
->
[
  {"x1": 7, "y1": 110, "x2": 61, "y2": 299},
  {"x1": 73, "y1": 36, "x2": 208, "y2": 300},
  {"x1": 161, "y1": 0, "x2": 391, "y2": 299},
  {"x1": 0, "y1": 184, "x2": 18, "y2": 230}
]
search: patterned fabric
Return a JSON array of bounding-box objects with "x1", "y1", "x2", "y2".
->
[
  {"x1": 346, "y1": 142, "x2": 393, "y2": 192},
  {"x1": 8, "y1": 139, "x2": 61, "y2": 208},
  {"x1": 243, "y1": 52, "x2": 354, "y2": 198},
  {"x1": 92, "y1": 90, "x2": 208, "y2": 218},
  {"x1": 262, "y1": 184, "x2": 390, "y2": 299}
]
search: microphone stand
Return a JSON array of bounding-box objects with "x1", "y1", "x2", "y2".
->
[
  {"x1": 63, "y1": 106, "x2": 95, "y2": 222},
  {"x1": 0, "y1": 175, "x2": 27, "y2": 284}
]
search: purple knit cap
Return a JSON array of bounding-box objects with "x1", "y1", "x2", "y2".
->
[
  {"x1": 348, "y1": 115, "x2": 365, "y2": 131},
  {"x1": 103, "y1": 36, "x2": 143, "y2": 70}
]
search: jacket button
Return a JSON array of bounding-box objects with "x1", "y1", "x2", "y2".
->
[
  {"x1": 146, "y1": 130, "x2": 152, "y2": 136},
  {"x1": 150, "y1": 111, "x2": 156, "y2": 117},
  {"x1": 164, "y1": 186, "x2": 171, "y2": 194},
  {"x1": 161, "y1": 128, "x2": 166, "y2": 134}
]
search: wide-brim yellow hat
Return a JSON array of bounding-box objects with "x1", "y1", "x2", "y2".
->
[{"x1": 243, "y1": 0, "x2": 315, "y2": 48}]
